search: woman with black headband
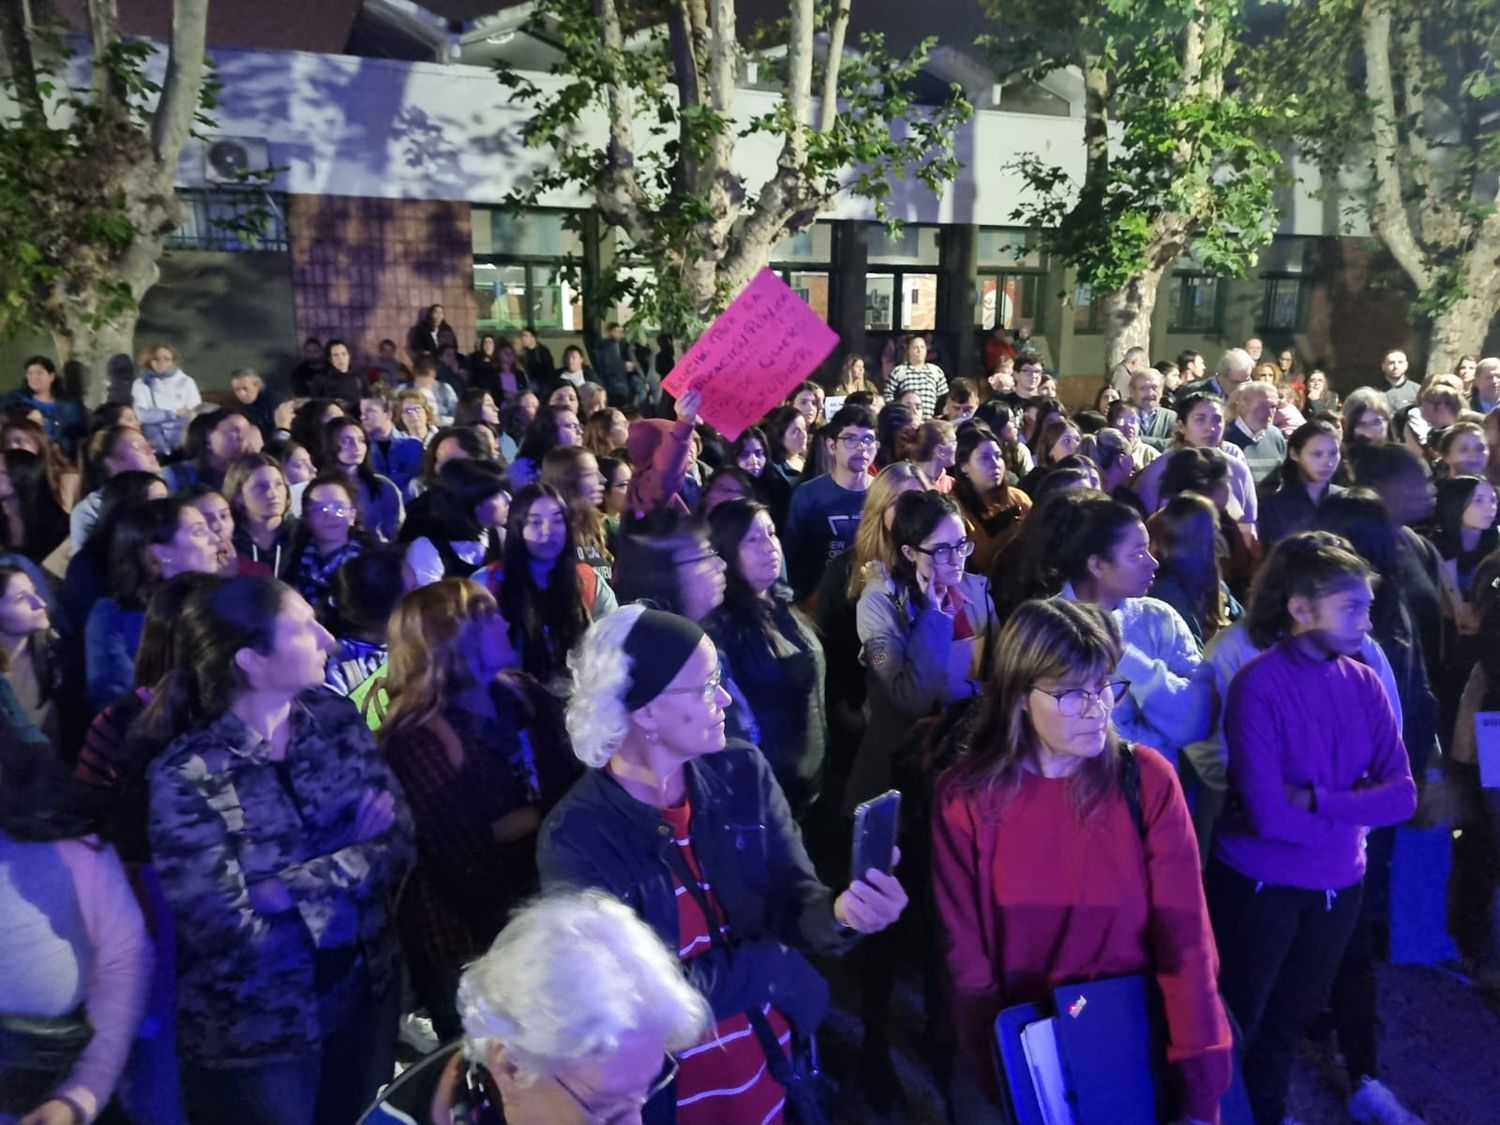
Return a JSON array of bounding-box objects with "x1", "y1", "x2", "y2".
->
[{"x1": 539, "y1": 605, "x2": 908, "y2": 1125}]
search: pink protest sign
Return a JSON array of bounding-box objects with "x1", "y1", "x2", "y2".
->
[{"x1": 662, "y1": 268, "x2": 840, "y2": 440}]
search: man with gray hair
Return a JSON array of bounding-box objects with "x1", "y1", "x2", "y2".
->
[
  {"x1": 1223, "y1": 380, "x2": 1287, "y2": 484},
  {"x1": 364, "y1": 889, "x2": 711, "y2": 1124},
  {"x1": 1182, "y1": 348, "x2": 1254, "y2": 401},
  {"x1": 1108, "y1": 344, "x2": 1151, "y2": 395},
  {"x1": 1471, "y1": 356, "x2": 1499, "y2": 414}
]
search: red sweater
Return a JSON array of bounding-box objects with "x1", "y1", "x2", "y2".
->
[{"x1": 931, "y1": 745, "x2": 1232, "y2": 1123}]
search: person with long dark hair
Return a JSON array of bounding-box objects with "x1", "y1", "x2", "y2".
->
[
  {"x1": 1258, "y1": 419, "x2": 1345, "y2": 545},
  {"x1": 703, "y1": 499, "x2": 826, "y2": 819},
  {"x1": 933, "y1": 598, "x2": 1232, "y2": 1123},
  {"x1": 3, "y1": 412, "x2": 82, "y2": 514},
  {"x1": 2, "y1": 355, "x2": 86, "y2": 455},
  {"x1": 951, "y1": 421, "x2": 1031, "y2": 575},
  {"x1": 477, "y1": 484, "x2": 615, "y2": 692},
  {"x1": 1147, "y1": 492, "x2": 1240, "y2": 646},
  {"x1": 507, "y1": 404, "x2": 584, "y2": 490},
  {"x1": 317, "y1": 416, "x2": 403, "y2": 542},
  {"x1": 1042, "y1": 492, "x2": 1213, "y2": 766},
  {"x1": 0, "y1": 563, "x2": 65, "y2": 747},
  {"x1": 1430, "y1": 475, "x2": 1499, "y2": 636},
  {"x1": 407, "y1": 302, "x2": 458, "y2": 361},
  {"x1": 541, "y1": 445, "x2": 612, "y2": 582},
  {"x1": 85, "y1": 497, "x2": 219, "y2": 714},
  {"x1": 1, "y1": 727, "x2": 149, "y2": 1125},
  {"x1": 1208, "y1": 534, "x2": 1416, "y2": 1125},
  {"x1": 0, "y1": 448, "x2": 70, "y2": 563},
  {"x1": 311, "y1": 339, "x2": 364, "y2": 405},
  {"x1": 284, "y1": 473, "x2": 375, "y2": 621},
  {"x1": 142, "y1": 576, "x2": 413, "y2": 1125},
  {"x1": 379, "y1": 579, "x2": 578, "y2": 1039}
]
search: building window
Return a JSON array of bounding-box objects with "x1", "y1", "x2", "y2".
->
[
  {"x1": 1073, "y1": 284, "x2": 1102, "y2": 334},
  {"x1": 167, "y1": 189, "x2": 289, "y2": 252},
  {"x1": 778, "y1": 270, "x2": 830, "y2": 322},
  {"x1": 865, "y1": 274, "x2": 896, "y2": 331},
  {"x1": 976, "y1": 273, "x2": 1043, "y2": 333},
  {"x1": 472, "y1": 208, "x2": 585, "y2": 334},
  {"x1": 1258, "y1": 276, "x2": 1311, "y2": 333},
  {"x1": 868, "y1": 225, "x2": 940, "y2": 267},
  {"x1": 1167, "y1": 274, "x2": 1222, "y2": 333}
]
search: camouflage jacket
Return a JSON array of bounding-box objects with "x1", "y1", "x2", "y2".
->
[{"x1": 147, "y1": 689, "x2": 414, "y2": 1065}]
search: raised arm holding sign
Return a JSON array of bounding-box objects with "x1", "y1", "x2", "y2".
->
[{"x1": 662, "y1": 268, "x2": 841, "y2": 440}]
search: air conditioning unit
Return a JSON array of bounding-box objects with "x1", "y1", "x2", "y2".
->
[{"x1": 203, "y1": 137, "x2": 271, "y2": 184}]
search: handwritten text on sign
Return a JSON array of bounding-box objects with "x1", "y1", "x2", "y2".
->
[{"x1": 662, "y1": 268, "x2": 840, "y2": 441}]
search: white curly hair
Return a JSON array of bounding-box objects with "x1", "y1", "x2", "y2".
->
[
  {"x1": 565, "y1": 603, "x2": 647, "y2": 768},
  {"x1": 457, "y1": 889, "x2": 710, "y2": 1082}
]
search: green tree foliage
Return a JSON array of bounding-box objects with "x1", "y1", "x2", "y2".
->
[
  {"x1": 986, "y1": 0, "x2": 1287, "y2": 367},
  {"x1": 496, "y1": 0, "x2": 972, "y2": 345},
  {"x1": 0, "y1": 0, "x2": 210, "y2": 402},
  {"x1": 1251, "y1": 0, "x2": 1500, "y2": 370}
]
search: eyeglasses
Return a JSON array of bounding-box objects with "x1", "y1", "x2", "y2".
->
[
  {"x1": 659, "y1": 668, "x2": 724, "y2": 703},
  {"x1": 1031, "y1": 680, "x2": 1131, "y2": 717},
  {"x1": 401, "y1": 406, "x2": 426, "y2": 416},
  {"x1": 837, "y1": 434, "x2": 878, "y2": 449},
  {"x1": 911, "y1": 538, "x2": 975, "y2": 563},
  {"x1": 674, "y1": 548, "x2": 720, "y2": 568},
  {"x1": 555, "y1": 1054, "x2": 679, "y2": 1124},
  {"x1": 307, "y1": 502, "x2": 353, "y2": 518}
]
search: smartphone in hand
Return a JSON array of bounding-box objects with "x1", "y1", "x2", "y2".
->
[{"x1": 851, "y1": 789, "x2": 901, "y2": 880}]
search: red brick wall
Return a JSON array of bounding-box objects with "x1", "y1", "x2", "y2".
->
[
  {"x1": 1302, "y1": 237, "x2": 1417, "y2": 393},
  {"x1": 288, "y1": 195, "x2": 477, "y2": 371}
]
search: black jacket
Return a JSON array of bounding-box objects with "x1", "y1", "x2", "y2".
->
[{"x1": 537, "y1": 742, "x2": 854, "y2": 1121}]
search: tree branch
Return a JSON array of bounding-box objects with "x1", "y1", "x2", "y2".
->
[
  {"x1": 87, "y1": 0, "x2": 128, "y2": 110},
  {"x1": 816, "y1": 0, "x2": 851, "y2": 133},
  {"x1": 666, "y1": 0, "x2": 708, "y2": 109},
  {"x1": 149, "y1": 0, "x2": 209, "y2": 165},
  {"x1": 783, "y1": 0, "x2": 813, "y2": 166},
  {"x1": 707, "y1": 0, "x2": 736, "y2": 116},
  {"x1": 1079, "y1": 51, "x2": 1111, "y2": 202},
  {"x1": 0, "y1": 0, "x2": 44, "y2": 116},
  {"x1": 591, "y1": 0, "x2": 650, "y2": 240},
  {"x1": 1361, "y1": 0, "x2": 1433, "y2": 291}
]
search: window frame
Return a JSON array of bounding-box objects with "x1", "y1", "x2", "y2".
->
[
  {"x1": 1166, "y1": 272, "x2": 1225, "y2": 335},
  {"x1": 1257, "y1": 273, "x2": 1312, "y2": 334},
  {"x1": 166, "y1": 188, "x2": 290, "y2": 252}
]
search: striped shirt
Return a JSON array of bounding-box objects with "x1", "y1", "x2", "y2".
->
[{"x1": 662, "y1": 800, "x2": 790, "y2": 1125}]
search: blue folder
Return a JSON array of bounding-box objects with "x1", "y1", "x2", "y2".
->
[{"x1": 993, "y1": 974, "x2": 1169, "y2": 1125}]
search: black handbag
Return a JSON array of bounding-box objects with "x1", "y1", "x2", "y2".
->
[{"x1": 0, "y1": 1008, "x2": 93, "y2": 1113}]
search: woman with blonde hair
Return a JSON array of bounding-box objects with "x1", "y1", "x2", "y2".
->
[
  {"x1": 393, "y1": 387, "x2": 437, "y2": 445},
  {"x1": 380, "y1": 578, "x2": 578, "y2": 1039},
  {"x1": 933, "y1": 598, "x2": 1231, "y2": 1123},
  {"x1": 834, "y1": 353, "x2": 873, "y2": 396}
]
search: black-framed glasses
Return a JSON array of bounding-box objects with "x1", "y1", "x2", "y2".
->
[
  {"x1": 912, "y1": 538, "x2": 975, "y2": 564},
  {"x1": 555, "y1": 1054, "x2": 680, "y2": 1124},
  {"x1": 1031, "y1": 680, "x2": 1131, "y2": 718},
  {"x1": 674, "y1": 548, "x2": 720, "y2": 568},
  {"x1": 837, "y1": 433, "x2": 878, "y2": 449},
  {"x1": 659, "y1": 668, "x2": 724, "y2": 703}
]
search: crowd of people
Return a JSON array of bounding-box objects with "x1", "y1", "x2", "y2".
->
[{"x1": 2, "y1": 316, "x2": 1499, "y2": 1125}]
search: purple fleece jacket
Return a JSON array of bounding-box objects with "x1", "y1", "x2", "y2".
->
[{"x1": 1214, "y1": 637, "x2": 1417, "y2": 890}]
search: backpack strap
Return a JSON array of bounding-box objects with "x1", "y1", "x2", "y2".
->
[{"x1": 1119, "y1": 742, "x2": 1147, "y2": 842}]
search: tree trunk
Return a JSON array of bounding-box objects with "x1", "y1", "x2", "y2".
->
[
  {"x1": 52, "y1": 315, "x2": 139, "y2": 407},
  {"x1": 1425, "y1": 287, "x2": 1500, "y2": 376},
  {"x1": 1100, "y1": 263, "x2": 1167, "y2": 370}
]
